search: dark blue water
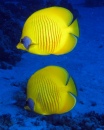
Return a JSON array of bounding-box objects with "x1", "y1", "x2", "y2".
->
[{"x1": 0, "y1": 0, "x2": 104, "y2": 129}]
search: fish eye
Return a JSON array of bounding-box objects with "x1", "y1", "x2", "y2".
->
[
  {"x1": 20, "y1": 36, "x2": 31, "y2": 49},
  {"x1": 27, "y1": 98, "x2": 34, "y2": 111}
]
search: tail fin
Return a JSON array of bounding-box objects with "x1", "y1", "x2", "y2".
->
[
  {"x1": 66, "y1": 77, "x2": 77, "y2": 97},
  {"x1": 67, "y1": 19, "x2": 79, "y2": 37}
]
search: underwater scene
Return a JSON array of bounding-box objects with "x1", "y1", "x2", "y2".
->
[{"x1": 0, "y1": 0, "x2": 104, "y2": 129}]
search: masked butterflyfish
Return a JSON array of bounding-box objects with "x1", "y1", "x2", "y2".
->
[
  {"x1": 17, "y1": 6, "x2": 79, "y2": 55},
  {"x1": 25, "y1": 66, "x2": 77, "y2": 115}
]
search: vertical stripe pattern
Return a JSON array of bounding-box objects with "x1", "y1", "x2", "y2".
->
[
  {"x1": 33, "y1": 74, "x2": 61, "y2": 113},
  {"x1": 33, "y1": 15, "x2": 62, "y2": 53}
]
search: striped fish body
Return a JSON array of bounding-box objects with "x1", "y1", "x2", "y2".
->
[
  {"x1": 17, "y1": 7, "x2": 79, "y2": 55},
  {"x1": 26, "y1": 66, "x2": 77, "y2": 115},
  {"x1": 22, "y1": 15, "x2": 62, "y2": 54},
  {"x1": 27, "y1": 74, "x2": 62, "y2": 115}
]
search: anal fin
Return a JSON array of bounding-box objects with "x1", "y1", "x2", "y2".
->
[{"x1": 54, "y1": 33, "x2": 77, "y2": 55}]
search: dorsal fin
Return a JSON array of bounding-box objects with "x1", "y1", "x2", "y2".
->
[
  {"x1": 39, "y1": 66, "x2": 69, "y2": 85},
  {"x1": 33, "y1": 7, "x2": 74, "y2": 25}
]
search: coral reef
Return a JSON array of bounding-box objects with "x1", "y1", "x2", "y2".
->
[
  {"x1": 0, "y1": 2, "x2": 22, "y2": 69},
  {"x1": 0, "y1": 114, "x2": 13, "y2": 129},
  {"x1": 0, "y1": 111, "x2": 104, "y2": 129}
]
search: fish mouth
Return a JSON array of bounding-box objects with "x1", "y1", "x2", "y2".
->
[
  {"x1": 24, "y1": 100, "x2": 31, "y2": 110},
  {"x1": 16, "y1": 42, "x2": 38, "y2": 50},
  {"x1": 16, "y1": 42, "x2": 26, "y2": 50}
]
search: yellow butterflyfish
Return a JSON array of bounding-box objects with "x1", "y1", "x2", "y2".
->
[
  {"x1": 25, "y1": 66, "x2": 77, "y2": 115},
  {"x1": 17, "y1": 6, "x2": 79, "y2": 55}
]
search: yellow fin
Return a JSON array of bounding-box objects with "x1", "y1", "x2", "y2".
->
[
  {"x1": 66, "y1": 77, "x2": 77, "y2": 96},
  {"x1": 58, "y1": 92, "x2": 76, "y2": 114},
  {"x1": 67, "y1": 19, "x2": 79, "y2": 37},
  {"x1": 58, "y1": 77, "x2": 77, "y2": 113},
  {"x1": 35, "y1": 7, "x2": 73, "y2": 25},
  {"x1": 54, "y1": 19, "x2": 79, "y2": 55},
  {"x1": 54, "y1": 33, "x2": 77, "y2": 55},
  {"x1": 41, "y1": 66, "x2": 69, "y2": 85}
]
